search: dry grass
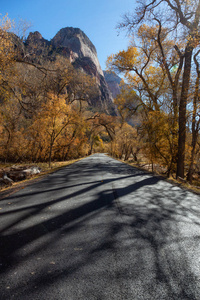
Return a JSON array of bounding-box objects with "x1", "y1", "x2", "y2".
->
[
  {"x1": 0, "y1": 160, "x2": 80, "y2": 173},
  {"x1": 36, "y1": 160, "x2": 81, "y2": 174}
]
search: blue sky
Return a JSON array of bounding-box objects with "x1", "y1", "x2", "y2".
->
[{"x1": 1, "y1": 0, "x2": 136, "y2": 70}]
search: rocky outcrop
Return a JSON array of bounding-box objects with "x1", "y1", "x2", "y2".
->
[
  {"x1": 24, "y1": 27, "x2": 116, "y2": 114},
  {"x1": 24, "y1": 31, "x2": 51, "y2": 64},
  {"x1": 26, "y1": 31, "x2": 48, "y2": 45}
]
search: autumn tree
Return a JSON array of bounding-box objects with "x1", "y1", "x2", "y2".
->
[
  {"x1": 31, "y1": 93, "x2": 72, "y2": 166},
  {"x1": 187, "y1": 50, "x2": 200, "y2": 182},
  {"x1": 0, "y1": 14, "x2": 108, "y2": 165},
  {"x1": 116, "y1": 0, "x2": 200, "y2": 178},
  {"x1": 25, "y1": 57, "x2": 93, "y2": 166},
  {"x1": 110, "y1": 122, "x2": 139, "y2": 161},
  {"x1": 0, "y1": 96, "x2": 26, "y2": 162},
  {"x1": 0, "y1": 14, "x2": 27, "y2": 162},
  {"x1": 107, "y1": 23, "x2": 181, "y2": 175},
  {"x1": 114, "y1": 82, "x2": 141, "y2": 127},
  {"x1": 0, "y1": 15, "x2": 16, "y2": 102}
]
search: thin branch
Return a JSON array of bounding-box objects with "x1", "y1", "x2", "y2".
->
[
  {"x1": 15, "y1": 59, "x2": 57, "y2": 75},
  {"x1": 154, "y1": 17, "x2": 173, "y2": 87}
]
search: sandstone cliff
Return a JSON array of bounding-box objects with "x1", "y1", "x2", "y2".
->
[
  {"x1": 103, "y1": 71, "x2": 122, "y2": 99},
  {"x1": 24, "y1": 27, "x2": 116, "y2": 114}
]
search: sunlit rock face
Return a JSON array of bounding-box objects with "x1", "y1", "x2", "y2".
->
[
  {"x1": 51, "y1": 27, "x2": 103, "y2": 76},
  {"x1": 25, "y1": 27, "x2": 116, "y2": 114},
  {"x1": 51, "y1": 27, "x2": 116, "y2": 114}
]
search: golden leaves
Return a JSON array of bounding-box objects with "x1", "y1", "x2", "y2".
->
[{"x1": 108, "y1": 46, "x2": 139, "y2": 72}]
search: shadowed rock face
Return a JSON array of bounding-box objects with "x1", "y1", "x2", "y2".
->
[
  {"x1": 25, "y1": 27, "x2": 116, "y2": 115},
  {"x1": 103, "y1": 71, "x2": 122, "y2": 99}
]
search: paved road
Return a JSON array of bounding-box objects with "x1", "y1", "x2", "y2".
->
[{"x1": 0, "y1": 154, "x2": 200, "y2": 300}]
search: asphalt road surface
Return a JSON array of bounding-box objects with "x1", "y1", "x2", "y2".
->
[{"x1": 0, "y1": 153, "x2": 200, "y2": 300}]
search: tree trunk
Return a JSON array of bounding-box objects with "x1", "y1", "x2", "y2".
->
[
  {"x1": 187, "y1": 144, "x2": 196, "y2": 182},
  {"x1": 187, "y1": 114, "x2": 199, "y2": 183},
  {"x1": 88, "y1": 140, "x2": 94, "y2": 155},
  {"x1": 64, "y1": 127, "x2": 77, "y2": 160},
  {"x1": 176, "y1": 46, "x2": 193, "y2": 179},
  {"x1": 187, "y1": 51, "x2": 200, "y2": 182},
  {"x1": 49, "y1": 142, "x2": 53, "y2": 168}
]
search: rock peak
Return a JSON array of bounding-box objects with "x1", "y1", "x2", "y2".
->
[
  {"x1": 51, "y1": 27, "x2": 97, "y2": 55},
  {"x1": 51, "y1": 26, "x2": 102, "y2": 76},
  {"x1": 27, "y1": 31, "x2": 43, "y2": 41}
]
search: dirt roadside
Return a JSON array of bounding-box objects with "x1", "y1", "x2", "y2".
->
[{"x1": 0, "y1": 159, "x2": 81, "y2": 200}]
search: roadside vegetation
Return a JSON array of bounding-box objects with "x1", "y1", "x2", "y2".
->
[
  {"x1": 1, "y1": 1, "x2": 200, "y2": 193},
  {"x1": 106, "y1": 0, "x2": 200, "y2": 186}
]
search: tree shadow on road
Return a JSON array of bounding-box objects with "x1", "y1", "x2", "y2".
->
[{"x1": 0, "y1": 154, "x2": 200, "y2": 299}]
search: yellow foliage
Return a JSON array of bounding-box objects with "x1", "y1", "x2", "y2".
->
[
  {"x1": 142, "y1": 110, "x2": 178, "y2": 171},
  {"x1": 107, "y1": 46, "x2": 139, "y2": 73},
  {"x1": 0, "y1": 14, "x2": 14, "y2": 71}
]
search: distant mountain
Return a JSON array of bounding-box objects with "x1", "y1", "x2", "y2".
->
[
  {"x1": 23, "y1": 27, "x2": 117, "y2": 115},
  {"x1": 103, "y1": 71, "x2": 122, "y2": 99}
]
